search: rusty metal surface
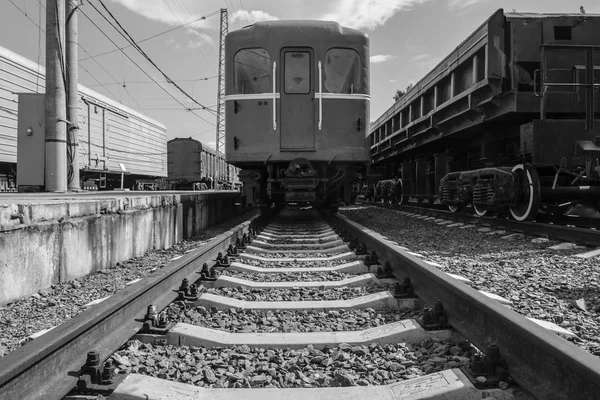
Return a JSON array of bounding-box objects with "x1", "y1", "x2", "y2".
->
[
  {"x1": 0, "y1": 215, "x2": 259, "y2": 400},
  {"x1": 330, "y1": 212, "x2": 600, "y2": 400}
]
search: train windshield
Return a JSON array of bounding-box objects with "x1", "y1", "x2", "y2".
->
[
  {"x1": 284, "y1": 51, "x2": 311, "y2": 94},
  {"x1": 324, "y1": 48, "x2": 361, "y2": 94},
  {"x1": 234, "y1": 48, "x2": 271, "y2": 94}
]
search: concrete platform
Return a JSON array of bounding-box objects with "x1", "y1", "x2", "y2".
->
[
  {"x1": 227, "y1": 260, "x2": 369, "y2": 274},
  {"x1": 0, "y1": 191, "x2": 242, "y2": 304},
  {"x1": 196, "y1": 291, "x2": 407, "y2": 311},
  {"x1": 239, "y1": 251, "x2": 356, "y2": 263},
  {"x1": 206, "y1": 273, "x2": 394, "y2": 289},
  {"x1": 111, "y1": 369, "x2": 527, "y2": 400},
  {"x1": 158, "y1": 320, "x2": 454, "y2": 349}
]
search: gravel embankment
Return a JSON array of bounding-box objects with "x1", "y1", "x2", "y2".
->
[
  {"x1": 0, "y1": 210, "x2": 257, "y2": 359},
  {"x1": 204, "y1": 285, "x2": 387, "y2": 302},
  {"x1": 110, "y1": 337, "x2": 474, "y2": 388},
  {"x1": 222, "y1": 270, "x2": 351, "y2": 282},
  {"x1": 167, "y1": 306, "x2": 420, "y2": 333},
  {"x1": 238, "y1": 259, "x2": 351, "y2": 268},
  {"x1": 340, "y1": 205, "x2": 600, "y2": 356}
]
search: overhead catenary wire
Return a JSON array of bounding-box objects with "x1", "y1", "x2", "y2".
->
[
  {"x1": 79, "y1": 10, "x2": 219, "y2": 61},
  {"x1": 80, "y1": 6, "x2": 216, "y2": 126},
  {"x1": 90, "y1": 0, "x2": 216, "y2": 117}
]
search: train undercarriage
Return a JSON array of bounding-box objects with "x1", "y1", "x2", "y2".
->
[{"x1": 237, "y1": 157, "x2": 363, "y2": 213}]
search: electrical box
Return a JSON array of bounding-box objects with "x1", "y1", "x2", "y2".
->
[{"x1": 17, "y1": 93, "x2": 46, "y2": 191}]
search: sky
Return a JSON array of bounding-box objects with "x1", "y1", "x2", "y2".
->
[{"x1": 1, "y1": 0, "x2": 596, "y2": 149}]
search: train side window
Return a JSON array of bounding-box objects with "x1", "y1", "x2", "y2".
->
[
  {"x1": 324, "y1": 48, "x2": 361, "y2": 94},
  {"x1": 284, "y1": 51, "x2": 311, "y2": 94},
  {"x1": 234, "y1": 48, "x2": 271, "y2": 94}
]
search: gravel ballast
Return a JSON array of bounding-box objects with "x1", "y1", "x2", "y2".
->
[
  {"x1": 0, "y1": 210, "x2": 258, "y2": 359},
  {"x1": 110, "y1": 337, "x2": 475, "y2": 388},
  {"x1": 167, "y1": 306, "x2": 420, "y2": 333},
  {"x1": 340, "y1": 205, "x2": 600, "y2": 356}
]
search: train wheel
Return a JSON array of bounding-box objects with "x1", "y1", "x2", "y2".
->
[
  {"x1": 448, "y1": 204, "x2": 463, "y2": 213},
  {"x1": 394, "y1": 180, "x2": 407, "y2": 205},
  {"x1": 509, "y1": 164, "x2": 541, "y2": 221},
  {"x1": 472, "y1": 200, "x2": 489, "y2": 217}
]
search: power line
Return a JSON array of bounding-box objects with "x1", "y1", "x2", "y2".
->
[
  {"x1": 85, "y1": 75, "x2": 217, "y2": 87},
  {"x1": 80, "y1": 5, "x2": 215, "y2": 125},
  {"x1": 79, "y1": 10, "x2": 219, "y2": 61},
  {"x1": 91, "y1": 0, "x2": 216, "y2": 117}
]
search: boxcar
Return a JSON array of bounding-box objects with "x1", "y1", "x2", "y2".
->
[
  {"x1": 369, "y1": 9, "x2": 600, "y2": 220},
  {"x1": 224, "y1": 20, "x2": 370, "y2": 211},
  {"x1": 167, "y1": 137, "x2": 239, "y2": 190},
  {"x1": 0, "y1": 45, "x2": 167, "y2": 191}
]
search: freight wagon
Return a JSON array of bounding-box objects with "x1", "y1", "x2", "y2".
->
[
  {"x1": 167, "y1": 137, "x2": 240, "y2": 190},
  {"x1": 0, "y1": 45, "x2": 167, "y2": 191},
  {"x1": 369, "y1": 9, "x2": 600, "y2": 220}
]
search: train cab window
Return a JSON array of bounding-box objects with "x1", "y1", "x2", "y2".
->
[
  {"x1": 234, "y1": 48, "x2": 271, "y2": 94},
  {"x1": 324, "y1": 48, "x2": 361, "y2": 94},
  {"x1": 284, "y1": 51, "x2": 311, "y2": 94}
]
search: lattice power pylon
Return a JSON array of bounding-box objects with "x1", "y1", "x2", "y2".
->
[{"x1": 215, "y1": 8, "x2": 228, "y2": 186}]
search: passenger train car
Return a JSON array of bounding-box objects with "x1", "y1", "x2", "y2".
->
[
  {"x1": 368, "y1": 9, "x2": 600, "y2": 221},
  {"x1": 167, "y1": 137, "x2": 240, "y2": 190},
  {"x1": 0, "y1": 45, "x2": 167, "y2": 192},
  {"x1": 224, "y1": 20, "x2": 370, "y2": 211}
]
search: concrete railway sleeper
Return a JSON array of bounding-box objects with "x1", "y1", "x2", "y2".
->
[{"x1": 0, "y1": 208, "x2": 598, "y2": 400}]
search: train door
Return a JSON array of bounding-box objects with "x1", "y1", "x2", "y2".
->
[{"x1": 279, "y1": 48, "x2": 315, "y2": 150}]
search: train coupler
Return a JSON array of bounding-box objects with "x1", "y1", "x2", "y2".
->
[
  {"x1": 393, "y1": 277, "x2": 415, "y2": 299},
  {"x1": 461, "y1": 343, "x2": 510, "y2": 389},
  {"x1": 376, "y1": 261, "x2": 394, "y2": 279},
  {"x1": 139, "y1": 305, "x2": 175, "y2": 334},
  {"x1": 417, "y1": 300, "x2": 449, "y2": 330},
  {"x1": 73, "y1": 351, "x2": 127, "y2": 396}
]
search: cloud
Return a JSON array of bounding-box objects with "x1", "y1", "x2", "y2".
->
[
  {"x1": 412, "y1": 54, "x2": 430, "y2": 61},
  {"x1": 231, "y1": 10, "x2": 279, "y2": 25},
  {"x1": 111, "y1": 0, "x2": 210, "y2": 27},
  {"x1": 321, "y1": 0, "x2": 430, "y2": 30},
  {"x1": 388, "y1": 79, "x2": 397, "y2": 83},
  {"x1": 370, "y1": 54, "x2": 394, "y2": 63},
  {"x1": 165, "y1": 37, "x2": 182, "y2": 50},
  {"x1": 446, "y1": 0, "x2": 490, "y2": 11}
]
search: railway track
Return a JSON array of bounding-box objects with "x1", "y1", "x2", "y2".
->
[
  {"x1": 357, "y1": 199, "x2": 600, "y2": 247},
  {"x1": 1, "y1": 207, "x2": 599, "y2": 400}
]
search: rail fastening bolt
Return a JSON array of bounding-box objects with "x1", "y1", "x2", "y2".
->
[{"x1": 86, "y1": 350, "x2": 100, "y2": 366}]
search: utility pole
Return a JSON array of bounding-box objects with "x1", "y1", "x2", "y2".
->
[
  {"x1": 214, "y1": 8, "x2": 228, "y2": 189},
  {"x1": 66, "y1": 0, "x2": 80, "y2": 190},
  {"x1": 45, "y1": 0, "x2": 67, "y2": 192}
]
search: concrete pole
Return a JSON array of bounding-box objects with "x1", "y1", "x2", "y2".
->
[
  {"x1": 45, "y1": 0, "x2": 67, "y2": 192},
  {"x1": 66, "y1": 0, "x2": 80, "y2": 190}
]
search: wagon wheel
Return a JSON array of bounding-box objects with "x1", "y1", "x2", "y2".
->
[
  {"x1": 472, "y1": 199, "x2": 489, "y2": 217},
  {"x1": 509, "y1": 164, "x2": 541, "y2": 221},
  {"x1": 394, "y1": 180, "x2": 407, "y2": 205}
]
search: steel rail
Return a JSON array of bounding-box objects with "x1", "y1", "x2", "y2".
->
[
  {"x1": 0, "y1": 215, "x2": 260, "y2": 400},
  {"x1": 330, "y1": 212, "x2": 600, "y2": 400},
  {"x1": 359, "y1": 201, "x2": 600, "y2": 246}
]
